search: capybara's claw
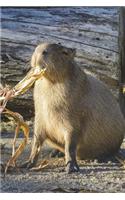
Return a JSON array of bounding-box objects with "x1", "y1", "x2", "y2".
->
[{"x1": 66, "y1": 161, "x2": 80, "y2": 174}]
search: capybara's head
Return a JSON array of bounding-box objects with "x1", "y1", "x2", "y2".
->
[{"x1": 31, "y1": 43, "x2": 76, "y2": 80}]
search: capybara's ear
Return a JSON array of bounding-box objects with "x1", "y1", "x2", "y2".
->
[
  {"x1": 67, "y1": 47, "x2": 76, "y2": 58},
  {"x1": 62, "y1": 47, "x2": 76, "y2": 58},
  {"x1": 31, "y1": 52, "x2": 36, "y2": 67}
]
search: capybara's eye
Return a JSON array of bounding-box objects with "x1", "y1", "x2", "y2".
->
[{"x1": 43, "y1": 50, "x2": 48, "y2": 55}]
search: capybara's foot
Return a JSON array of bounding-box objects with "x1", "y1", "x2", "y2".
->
[
  {"x1": 50, "y1": 149, "x2": 65, "y2": 158},
  {"x1": 66, "y1": 161, "x2": 80, "y2": 174}
]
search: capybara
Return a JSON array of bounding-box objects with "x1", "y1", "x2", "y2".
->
[{"x1": 23, "y1": 43, "x2": 125, "y2": 173}]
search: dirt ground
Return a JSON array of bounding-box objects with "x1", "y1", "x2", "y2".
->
[{"x1": 0, "y1": 124, "x2": 125, "y2": 193}]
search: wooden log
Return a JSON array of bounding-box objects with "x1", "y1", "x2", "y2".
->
[{"x1": 119, "y1": 7, "x2": 125, "y2": 117}]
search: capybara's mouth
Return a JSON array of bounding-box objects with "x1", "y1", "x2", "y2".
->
[
  {"x1": 13, "y1": 66, "x2": 46, "y2": 96},
  {"x1": 0, "y1": 66, "x2": 46, "y2": 113}
]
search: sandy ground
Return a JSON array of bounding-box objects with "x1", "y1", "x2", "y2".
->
[{"x1": 0, "y1": 129, "x2": 125, "y2": 193}]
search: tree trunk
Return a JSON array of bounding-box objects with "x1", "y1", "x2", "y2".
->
[{"x1": 119, "y1": 7, "x2": 125, "y2": 117}]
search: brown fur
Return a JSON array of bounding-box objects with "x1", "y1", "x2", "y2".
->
[{"x1": 26, "y1": 43, "x2": 125, "y2": 171}]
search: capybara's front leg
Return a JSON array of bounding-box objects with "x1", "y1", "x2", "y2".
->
[
  {"x1": 21, "y1": 134, "x2": 42, "y2": 168},
  {"x1": 21, "y1": 117, "x2": 46, "y2": 169},
  {"x1": 65, "y1": 132, "x2": 79, "y2": 173}
]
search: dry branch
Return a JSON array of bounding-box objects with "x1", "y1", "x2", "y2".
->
[{"x1": 0, "y1": 66, "x2": 46, "y2": 174}]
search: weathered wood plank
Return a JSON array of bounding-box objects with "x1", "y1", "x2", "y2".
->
[
  {"x1": 1, "y1": 29, "x2": 118, "y2": 65},
  {"x1": 1, "y1": 7, "x2": 118, "y2": 49}
]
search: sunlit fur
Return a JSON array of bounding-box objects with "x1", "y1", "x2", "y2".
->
[{"x1": 32, "y1": 43, "x2": 125, "y2": 160}]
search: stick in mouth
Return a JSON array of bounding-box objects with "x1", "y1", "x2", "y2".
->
[
  {"x1": 13, "y1": 66, "x2": 46, "y2": 96},
  {"x1": 0, "y1": 66, "x2": 46, "y2": 113}
]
